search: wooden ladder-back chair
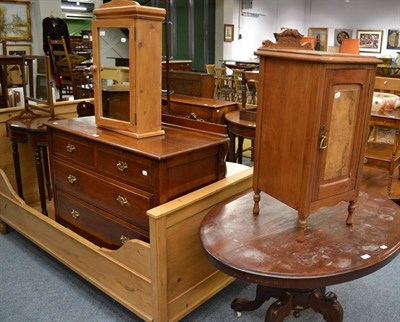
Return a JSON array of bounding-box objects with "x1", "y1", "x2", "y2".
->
[
  {"x1": 47, "y1": 36, "x2": 78, "y2": 100},
  {"x1": 214, "y1": 67, "x2": 234, "y2": 101},
  {"x1": 205, "y1": 64, "x2": 215, "y2": 74},
  {"x1": 232, "y1": 68, "x2": 253, "y2": 105}
]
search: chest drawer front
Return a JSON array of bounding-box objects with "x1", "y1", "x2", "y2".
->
[
  {"x1": 96, "y1": 145, "x2": 156, "y2": 190},
  {"x1": 56, "y1": 191, "x2": 149, "y2": 249},
  {"x1": 53, "y1": 160, "x2": 154, "y2": 230},
  {"x1": 52, "y1": 132, "x2": 95, "y2": 167}
]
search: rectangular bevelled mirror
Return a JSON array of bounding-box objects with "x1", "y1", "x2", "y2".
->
[
  {"x1": 99, "y1": 27, "x2": 130, "y2": 122},
  {"x1": 92, "y1": 18, "x2": 136, "y2": 133}
]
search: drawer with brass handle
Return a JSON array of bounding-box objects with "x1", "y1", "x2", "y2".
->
[
  {"x1": 53, "y1": 160, "x2": 154, "y2": 230},
  {"x1": 97, "y1": 145, "x2": 156, "y2": 190},
  {"x1": 56, "y1": 191, "x2": 149, "y2": 249},
  {"x1": 51, "y1": 131, "x2": 95, "y2": 167}
]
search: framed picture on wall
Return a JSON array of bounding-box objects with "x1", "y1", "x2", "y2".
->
[
  {"x1": 334, "y1": 29, "x2": 353, "y2": 47},
  {"x1": 6, "y1": 44, "x2": 31, "y2": 56},
  {"x1": 387, "y1": 29, "x2": 400, "y2": 50},
  {"x1": 356, "y1": 30, "x2": 383, "y2": 53},
  {"x1": 0, "y1": 1, "x2": 32, "y2": 41},
  {"x1": 224, "y1": 24, "x2": 234, "y2": 42},
  {"x1": 308, "y1": 28, "x2": 328, "y2": 51}
]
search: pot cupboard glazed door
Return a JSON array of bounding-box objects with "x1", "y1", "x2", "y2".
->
[{"x1": 314, "y1": 68, "x2": 371, "y2": 200}]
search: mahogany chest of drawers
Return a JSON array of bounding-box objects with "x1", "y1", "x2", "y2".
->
[{"x1": 46, "y1": 116, "x2": 228, "y2": 249}]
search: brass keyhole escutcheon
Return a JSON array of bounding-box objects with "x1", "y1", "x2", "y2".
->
[
  {"x1": 67, "y1": 174, "x2": 77, "y2": 184},
  {"x1": 71, "y1": 210, "x2": 80, "y2": 219},
  {"x1": 117, "y1": 161, "x2": 128, "y2": 172},
  {"x1": 66, "y1": 144, "x2": 76, "y2": 153},
  {"x1": 116, "y1": 195, "x2": 129, "y2": 206}
]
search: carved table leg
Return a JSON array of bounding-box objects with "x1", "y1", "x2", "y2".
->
[
  {"x1": 266, "y1": 290, "x2": 293, "y2": 322},
  {"x1": 0, "y1": 219, "x2": 9, "y2": 234},
  {"x1": 231, "y1": 285, "x2": 282, "y2": 313},
  {"x1": 35, "y1": 147, "x2": 48, "y2": 216},
  {"x1": 308, "y1": 289, "x2": 343, "y2": 322},
  {"x1": 263, "y1": 287, "x2": 343, "y2": 322},
  {"x1": 11, "y1": 142, "x2": 24, "y2": 200},
  {"x1": 41, "y1": 146, "x2": 52, "y2": 201}
]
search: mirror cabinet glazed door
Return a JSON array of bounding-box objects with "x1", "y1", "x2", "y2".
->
[
  {"x1": 314, "y1": 69, "x2": 370, "y2": 200},
  {"x1": 98, "y1": 27, "x2": 130, "y2": 122}
]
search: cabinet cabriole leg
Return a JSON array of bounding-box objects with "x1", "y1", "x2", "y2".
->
[
  {"x1": 253, "y1": 189, "x2": 260, "y2": 215},
  {"x1": 346, "y1": 200, "x2": 355, "y2": 226},
  {"x1": 296, "y1": 219, "x2": 306, "y2": 243}
]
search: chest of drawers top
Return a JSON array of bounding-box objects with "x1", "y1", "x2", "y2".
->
[{"x1": 45, "y1": 116, "x2": 228, "y2": 159}]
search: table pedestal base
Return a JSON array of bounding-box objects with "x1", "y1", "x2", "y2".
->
[{"x1": 231, "y1": 285, "x2": 343, "y2": 322}]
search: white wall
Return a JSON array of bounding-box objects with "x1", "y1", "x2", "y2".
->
[
  {"x1": 218, "y1": 0, "x2": 306, "y2": 63},
  {"x1": 218, "y1": 0, "x2": 400, "y2": 62}
]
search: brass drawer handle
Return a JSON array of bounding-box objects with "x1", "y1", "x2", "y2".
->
[
  {"x1": 67, "y1": 174, "x2": 77, "y2": 184},
  {"x1": 120, "y1": 235, "x2": 130, "y2": 244},
  {"x1": 116, "y1": 161, "x2": 128, "y2": 172},
  {"x1": 116, "y1": 195, "x2": 129, "y2": 206},
  {"x1": 71, "y1": 210, "x2": 80, "y2": 219},
  {"x1": 66, "y1": 144, "x2": 76, "y2": 153}
]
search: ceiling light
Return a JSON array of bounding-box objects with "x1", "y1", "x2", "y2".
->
[
  {"x1": 66, "y1": 0, "x2": 94, "y2": 3},
  {"x1": 61, "y1": 5, "x2": 87, "y2": 11}
]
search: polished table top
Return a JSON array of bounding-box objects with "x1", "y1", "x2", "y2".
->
[
  {"x1": 224, "y1": 110, "x2": 256, "y2": 130},
  {"x1": 200, "y1": 189, "x2": 400, "y2": 289},
  {"x1": 7, "y1": 115, "x2": 57, "y2": 133}
]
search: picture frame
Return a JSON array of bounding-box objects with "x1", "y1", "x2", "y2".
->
[
  {"x1": 334, "y1": 29, "x2": 353, "y2": 47},
  {"x1": 0, "y1": 0, "x2": 32, "y2": 41},
  {"x1": 224, "y1": 24, "x2": 234, "y2": 42},
  {"x1": 356, "y1": 30, "x2": 383, "y2": 53},
  {"x1": 387, "y1": 29, "x2": 400, "y2": 50},
  {"x1": 6, "y1": 43, "x2": 31, "y2": 56},
  {"x1": 308, "y1": 28, "x2": 328, "y2": 51}
]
